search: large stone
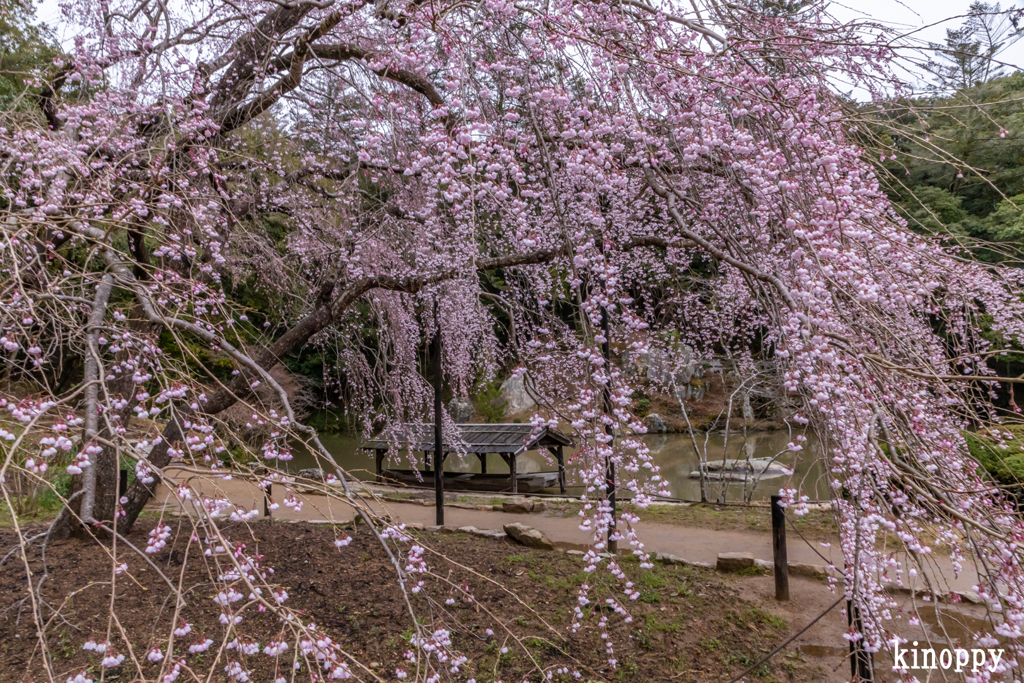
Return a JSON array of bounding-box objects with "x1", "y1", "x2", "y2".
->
[
  {"x1": 448, "y1": 397, "x2": 475, "y2": 423},
  {"x1": 716, "y1": 551, "x2": 755, "y2": 573},
  {"x1": 789, "y1": 562, "x2": 828, "y2": 578},
  {"x1": 644, "y1": 413, "x2": 668, "y2": 433},
  {"x1": 499, "y1": 374, "x2": 536, "y2": 416},
  {"x1": 469, "y1": 528, "x2": 507, "y2": 540},
  {"x1": 503, "y1": 522, "x2": 554, "y2": 551},
  {"x1": 502, "y1": 499, "x2": 534, "y2": 513},
  {"x1": 690, "y1": 457, "x2": 789, "y2": 481},
  {"x1": 297, "y1": 468, "x2": 325, "y2": 481},
  {"x1": 654, "y1": 552, "x2": 686, "y2": 565},
  {"x1": 949, "y1": 590, "x2": 984, "y2": 605}
]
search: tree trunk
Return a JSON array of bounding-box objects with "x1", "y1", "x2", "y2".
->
[{"x1": 51, "y1": 311, "x2": 161, "y2": 539}]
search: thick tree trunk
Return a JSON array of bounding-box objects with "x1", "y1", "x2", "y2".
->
[{"x1": 51, "y1": 311, "x2": 162, "y2": 539}]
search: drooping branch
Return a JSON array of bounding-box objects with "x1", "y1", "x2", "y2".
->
[{"x1": 114, "y1": 234, "x2": 699, "y2": 530}]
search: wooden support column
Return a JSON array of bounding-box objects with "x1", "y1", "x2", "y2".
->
[
  {"x1": 600, "y1": 297, "x2": 617, "y2": 555},
  {"x1": 771, "y1": 495, "x2": 790, "y2": 601},
  {"x1": 432, "y1": 311, "x2": 444, "y2": 526},
  {"x1": 478, "y1": 453, "x2": 487, "y2": 474},
  {"x1": 556, "y1": 445, "x2": 566, "y2": 494},
  {"x1": 510, "y1": 452, "x2": 518, "y2": 494},
  {"x1": 375, "y1": 449, "x2": 385, "y2": 483},
  {"x1": 264, "y1": 482, "x2": 272, "y2": 524},
  {"x1": 848, "y1": 601, "x2": 873, "y2": 681}
]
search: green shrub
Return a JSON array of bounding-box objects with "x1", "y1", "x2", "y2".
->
[
  {"x1": 475, "y1": 379, "x2": 507, "y2": 423},
  {"x1": 965, "y1": 425, "x2": 1024, "y2": 502}
]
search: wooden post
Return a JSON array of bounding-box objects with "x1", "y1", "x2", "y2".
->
[
  {"x1": 264, "y1": 483, "x2": 272, "y2": 524},
  {"x1": 556, "y1": 445, "x2": 566, "y2": 494},
  {"x1": 510, "y1": 452, "x2": 518, "y2": 494},
  {"x1": 601, "y1": 302, "x2": 617, "y2": 555},
  {"x1": 848, "y1": 601, "x2": 873, "y2": 681},
  {"x1": 770, "y1": 495, "x2": 789, "y2": 601},
  {"x1": 432, "y1": 311, "x2": 444, "y2": 526},
  {"x1": 479, "y1": 453, "x2": 487, "y2": 474},
  {"x1": 375, "y1": 449, "x2": 385, "y2": 483}
]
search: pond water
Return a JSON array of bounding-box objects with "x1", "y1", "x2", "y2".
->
[{"x1": 289, "y1": 429, "x2": 828, "y2": 503}]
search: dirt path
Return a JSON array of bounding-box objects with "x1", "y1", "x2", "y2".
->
[
  {"x1": 141, "y1": 469, "x2": 999, "y2": 682},
  {"x1": 147, "y1": 468, "x2": 979, "y2": 595}
]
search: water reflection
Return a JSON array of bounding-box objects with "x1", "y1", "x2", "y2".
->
[{"x1": 291, "y1": 429, "x2": 827, "y2": 503}]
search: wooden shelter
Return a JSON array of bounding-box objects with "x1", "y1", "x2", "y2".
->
[{"x1": 364, "y1": 424, "x2": 573, "y2": 494}]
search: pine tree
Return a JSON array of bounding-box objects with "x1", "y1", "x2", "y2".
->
[{"x1": 927, "y1": 2, "x2": 1023, "y2": 90}]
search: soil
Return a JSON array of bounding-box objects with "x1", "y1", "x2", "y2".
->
[{"x1": 0, "y1": 520, "x2": 838, "y2": 683}]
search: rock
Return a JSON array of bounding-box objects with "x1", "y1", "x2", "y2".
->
[
  {"x1": 502, "y1": 499, "x2": 534, "y2": 513},
  {"x1": 503, "y1": 522, "x2": 554, "y2": 551},
  {"x1": 949, "y1": 590, "x2": 984, "y2": 605},
  {"x1": 459, "y1": 526, "x2": 481, "y2": 534},
  {"x1": 716, "y1": 551, "x2": 755, "y2": 573},
  {"x1": 448, "y1": 397, "x2": 475, "y2": 423},
  {"x1": 531, "y1": 501, "x2": 546, "y2": 513},
  {"x1": 500, "y1": 374, "x2": 536, "y2": 415},
  {"x1": 644, "y1": 413, "x2": 668, "y2": 433},
  {"x1": 789, "y1": 562, "x2": 827, "y2": 578},
  {"x1": 470, "y1": 528, "x2": 507, "y2": 540},
  {"x1": 702, "y1": 458, "x2": 786, "y2": 474},
  {"x1": 754, "y1": 558, "x2": 774, "y2": 573},
  {"x1": 655, "y1": 553, "x2": 715, "y2": 570},
  {"x1": 566, "y1": 549, "x2": 585, "y2": 556},
  {"x1": 882, "y1": 583, "x2": 931, "y2": 600},
  {"x1": 297, "y1": 468, "x2": 325, "y2": 481},
  {"x1": 655, "y1": 552, "x2": 684, "y2": 564},
  {"x1": 411, "y1": 490, "x2": 458, "y2": 502},
  {"x1": 690, "y1": 457, "x2": 789, "y2": 481}
]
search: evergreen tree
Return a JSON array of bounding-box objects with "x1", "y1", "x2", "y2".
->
[
  {"x1": 927, "y1": 2, "x2": 1023, "y2": 90},
  {"x1": 0, "y1": 0, "x2": 58, "y2": 110}
]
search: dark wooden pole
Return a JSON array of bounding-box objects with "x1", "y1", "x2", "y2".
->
[
  {"x1": 264, "y1": 482, "x2": 272, "y2": 524},
  {"x1": 770, "y1": 494, "x2": 789, "y2": 601},
  {"x1": 510, "y1": 451, "x2": 518, "y2": 494},
  {"x1": 432, "y1": 306, "x2": 444, "y2": 526},
  {"x1": 848, "y1": 601, "x2": 873, "y2": 681},
  {"x1": 601, "y1": 305, "x2": 617, "y2": 555},
  {"x1": 556, "y1": 444, "x2": 566, "y2": 494}
]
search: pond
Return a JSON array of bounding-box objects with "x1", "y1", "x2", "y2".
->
[{"x1": 289, "y1": 428, "x2": 828, "y2": 503}]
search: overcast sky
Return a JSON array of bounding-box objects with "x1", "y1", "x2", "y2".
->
[
  {"x1": 34, "y1": 0, "x2": 1024, "y2": 91},
  {"x1": 829, "y1": 0, "x2": 1024, "y2": 87}
]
